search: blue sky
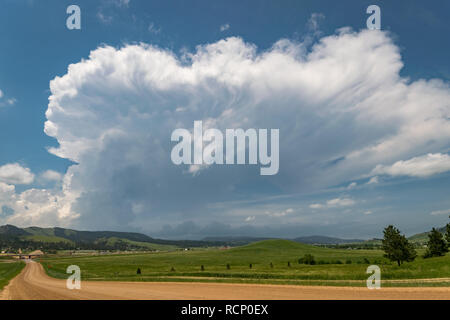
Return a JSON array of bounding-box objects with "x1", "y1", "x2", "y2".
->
[{"x1": 0, "y1": 0, "x2": 449, "y2": 239}]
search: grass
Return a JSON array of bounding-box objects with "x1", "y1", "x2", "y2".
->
[
  {"x1": 103, "y1": 237, "x2": 178, "y2": 251},
  {"x1": 41, "y1": 239, "x2": 450, "y2": 287},
  {"x1": 22, "y1": 235, "x2": 74, "y2": 244},
  {"x1": 0, "y1": 261, "x2": 25, "y2": 290}
]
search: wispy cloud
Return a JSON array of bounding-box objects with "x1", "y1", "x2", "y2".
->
[
  {"x1": 0, "y1": 89, "x2": 16, "y2": 107},
  {"x1": 148, "y1": 22, "x2": 161, "y2": 34},
  {"x1": 245, "y1": 216, "x2": 255, "y2": 222},
  {"x1": 220, "y1": 23, "x2": 230, "y2": 32},
  {"x1": 430, "y1": 209, "x2": 450, "y2": 216},
  {"x1": 310, "y1": 198, "x2": 355, "y2": 209},
  {"x1": 371, "y1": 153, "x2": 450, "y2": 178},
  {"x1": 347, "y1": 182, "x2": 357, "y2": 189},
  {"x1": 367, "y1": 176, "x2": 379, "y2": 184},
  {"x1": 97, "y1": 11, "x2": 113, "y2": 24}
]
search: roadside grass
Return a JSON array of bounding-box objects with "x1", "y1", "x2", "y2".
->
[
  {"x1": 41, "y1": 239, "x2": 450, "y2": 287},
  {"x1": 0, "y1": 261, "x2": 25, "y2": 290}
]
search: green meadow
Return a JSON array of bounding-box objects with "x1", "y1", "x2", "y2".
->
[
  {"x1": 41, "y1": 240, "x2": 450, "y2": 287},
  {"x1": 0, "y1": 260, "x2": 25, "y2": 290}
]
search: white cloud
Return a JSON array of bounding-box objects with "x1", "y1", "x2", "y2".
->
[
  {"x1": 0, "y1": 182, "x2": 15, "y2": 202},
  {"x1": 307, "y1": 13, "x2": 325, "y2": 34},
  {"x1": 326, "y1": 198, "x2": 355, "y2": 207},
  {"x1": 367, "y1": 176, "x2": 379, "y2": 184},
  {"x1": 40, "y1": 170, "x2": 63, "y2": 182},
  {"x1": 5, "y1": 27, "x2": 448, "y2": 231},
  {"x1": 0, "y1": 171, "x2": 80, "y2": 227},
  {"x1": 245, "y1": 216, "x2": 255, "y2": 222},
  {"x1": 265, "y1": 208, "x2": 294, "y2": 217},
  {"x1": 347, "y1": 182, "x2": 357, "y2": 189},
  {"x1": 220, "y1": 23, "x2": 230, "y2": 32},
  {"x1": 310, "y1": 197, "x2": 355, "y2": 209},
  {"x1": 0, "y1": 90, "x2": 16, "y2": 107},
  {"x1": 364, "y1": 210, "x2": 373, "y2": 215},
  {"x1": 0, "y1": 163, "x2": 35, "y2": 185},
  {"x1": 116, "y1": 0, "x2": 130, "y2": 7},
  {"x1": 371, "y1": 153, "x2": 450, "y2": 178},
  {"x1": 430, "y1": 209, "x2": 450, "y2": 216}
]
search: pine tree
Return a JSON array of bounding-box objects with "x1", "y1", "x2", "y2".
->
[
  {"x1": 381, "y1": 225, "x2": 417, "y2": 266},
  {"x1": 445, "y1": 216, "x2": 450, "y2": 245},
  {"x1": 424, "y1": 228, "x2": 448, "y2": 258}
]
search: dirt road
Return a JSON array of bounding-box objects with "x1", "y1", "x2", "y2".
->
[{"x1": 1, "y1": 261, "x2": 449, "y2": 300}]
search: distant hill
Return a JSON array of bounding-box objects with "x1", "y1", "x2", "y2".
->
[
  {"x1": 407, "y1": 226, "x2": 446, "y2": 244},
  {"x1": 203, "y1": 235, "x2": 365, "y2": 245},
  {"x1": 1, "y1": 223, "x2": 447, "y2": 252},
  {"x1": 293, "y1": 235, "x2": 364, "y2": 245},
  {"x1": 202, "y1": 236, "x2": 273, "y2": 246},
  {"x1": 0, "y1": 225, "x2": 227, "y2": 251}
]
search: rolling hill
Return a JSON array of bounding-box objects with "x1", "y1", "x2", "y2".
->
[
  {"x1": 1, "y1": 222, "x2": 447, "y2": 252},
  {"x1": 293, "y1": 235, "x2": 364, "y2": 245},
  {"x1": 0, "y1": 225, "x2": 223, "y2": 251},
  {"x1": 407, "y1": 226, "x2": 447, "y2": 244}
]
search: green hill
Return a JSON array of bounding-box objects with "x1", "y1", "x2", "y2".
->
[
  {"x1": 0, "y1": 225, "x2": 230, "y2": 251},
  {"x1": 0, "y1": 225, "x2": 179, "y2": 251},
  {"x1": 41, "y1": 238, "x2": 450, "y2": 286},
  {"x1": 408, "y1": 227, "x2": 446, "y2": 244}
]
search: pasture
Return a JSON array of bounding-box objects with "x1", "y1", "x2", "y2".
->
[
  {"x1": 41, "y1": 240, "x2": 450, "y2": 287},
  {"x1": 0, "y1": 260, "x2": 25, "y2": 290}
]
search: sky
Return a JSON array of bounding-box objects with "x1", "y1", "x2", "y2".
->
[{"x1": 0, "y1": 0, "x2": 449, "y2": 239}]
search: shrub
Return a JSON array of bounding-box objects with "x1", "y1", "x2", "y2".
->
[
  {"x1": 363, "y1": 258, "x2": 370, "y2": 264},
  {"x1": 226, "y1": 263, "x2": 231, "y2": 270},
  {"x1": 249, "y1": 263, "x2": 252, "y2": 269},
  {"x1": 270, "y1": 262, "x2": 273, "y2": 268},
  {"x1": 299, "y1": 254, "x2": 315, "y2": 265},
  {"x1": 136, "y1": 268, "x2": 141, "y2": 275},
  {"x1": 201, "y1": 265, "x2": 205, "y2": 271},
  {"x1": 170, "y1": 267, "x2": 175, "y2": 272},
  {"x1": 287, "y1": 261, "x2": 291, "y2": 267},
  {"x1": 345, "y1": 260, "x2": 352, "y2": 264}
]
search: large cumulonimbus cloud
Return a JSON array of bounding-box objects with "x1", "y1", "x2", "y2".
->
[{"x1": 2, "y1": 27, "x2": 450, "y2": 232}]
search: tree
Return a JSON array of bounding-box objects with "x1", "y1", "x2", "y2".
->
[
  {"x1": 445, "y1": 216, "x2": 450, "y2": 245},
  {"x1": 381, "y1": 225, "x2": 417, "y2": 266},
  {"x1": 424, "y1": 228, "x2": 448, "y2": 258}
]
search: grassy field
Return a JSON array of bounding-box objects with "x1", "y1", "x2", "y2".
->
[
  {"x1": 41, "y1": 240, "x2": 450, "y2": 287},
  {"x1": 103, "y1": 237, "x2": 178, "y2": 251},
  {"x1": 0, "y1": 260, "x2": 25, "y2": 290}
]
